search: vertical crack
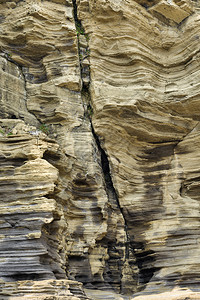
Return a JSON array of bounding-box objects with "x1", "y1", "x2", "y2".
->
[
  {"x1": 72, "y1": 0, "x2": 79, "y2": 24},
  {"x1": 91, "y1": 126, "x2": 130, "y2": 246},
  {"x1": 72, "y1": 3, "x2": 128, "y2": 236},
  {"x1": 91, "y1": 124, "x2": 137, "y2": 293},
  {"x1": 72, "y1": 0, "x2": 90, "y2": 89},
  {"x1": 72, "y1": 0, "x2": 136, "y2": 293}
]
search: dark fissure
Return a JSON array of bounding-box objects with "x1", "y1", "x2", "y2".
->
[
  {"x1": 91, "y1": 129, "x2": 158, "y2": 289},
  {"x1": 72, "y1": 0, "x2": 79, "y2": 25},
  {"x1": 91, "y1": 125, "x2": 128, "y2": 230},
  {"x1": 72, "y1": 0, "x2": 90, "y2": 89},
  {"x1": 91, "y1": 125, "x2": 132, "y2": 293},
  {"x1": 71, "y1": 0, "x2": 156, "y2": 291}
]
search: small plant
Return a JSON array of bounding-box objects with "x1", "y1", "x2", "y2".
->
[
  {"x1": 39, "y1": 123, "x2": 50, "y2": 135},
  {"x1": 0, "y1": 126, "x2": 13, "y2": 136},
  {"x1": 76, "y1": 22, "x2": 85, "y2": 36},
  {"x1": 85, "y1": 34, "x2": 89, "y2": 42},
  {"x1": 4, "y1": 51, "x2": 12, "y2": 59},
  {"x1": 87, "y1": 104, "x2": 93, "y2": 117},
  {"x1": 6, "y1": 127, "x2": 13, "y2": 136},
  {"x1": 85, "y1": 47, "x2": 90, "y2": 56}
]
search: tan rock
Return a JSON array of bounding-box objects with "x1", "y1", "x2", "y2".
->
[
  {"x1": 0, "y1": 57, "x2": 38, "y2": 125},
  {"x1": 148, "y1": 0, "x2": 193, "y2": 23},
  {"x1": 132, "y1": 288, "x2": 200, "y2": 300},
  {"x1": 0, "y1": 0, "x2": 200, "y2": 298},
  {"x1": 1, "y1": 0, "x2": 125, "y2": 295},
  {"x1": 0, "y1": 120, "x2": 68, "y2": 283},
  {"x1": 78, "y1": 0, "x2": 200, "y2": 295},
  {"x1": 0, "y1": 279, "x2": 88, "y2": 300}
]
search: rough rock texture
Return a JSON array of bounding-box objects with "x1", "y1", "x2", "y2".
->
[
  {"x1": 0, "y1": 279, "x2": 88, "y2": 299},
  {"x1": 0, "y1": 119, "x2": 67, "y2": 281},
  {"x1": 0, "y1": 0, "x2": 200, "y2": 299}
]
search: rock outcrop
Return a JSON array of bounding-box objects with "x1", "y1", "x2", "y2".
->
[
  {"x1": 0, "y1": 0, "x2": 200, "y2": 299},
  {"x1": 78, "y1": 0, "x2": 200, "y2": 296}
]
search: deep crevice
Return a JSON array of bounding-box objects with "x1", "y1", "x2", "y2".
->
[
  {"x1": 72, "y1": 0, "x2": 90, "y2": 90},
  {"x1": 81, "y1": 77, "x2": 157, "y2": 292},
  {"x1": 72, "y1": 1, "x2": 133, "y2": 291},
  {"x1": 72, "y1": 0, "x2": 79, "y2": 25},
  {"x1": 72, "y1": 0, "x2": 140, "y2": 293},
  {"x1": 91, "y1": 126, "x2": 128, "y2": 229},
  {"x1": 91, "y1": 124, "x2": 131, "y2": 293}
]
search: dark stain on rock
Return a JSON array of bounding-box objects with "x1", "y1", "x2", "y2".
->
[
  {"x1": 67, "y1": 255, "x2": 92, "y2": 283},
  {"x1": 140, "y1": 163, "x2": 171, "y2": 172},
  {"x1": 144, "y1": 144, "x2": 175, "y2": 161},
  {"x1": 0, "y1": 14, "x2": 5, "y2": 24}
]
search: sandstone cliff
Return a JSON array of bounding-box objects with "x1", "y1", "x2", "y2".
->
[{"x1": 0, "y1": 0, "x2": 200, "y2": 299}]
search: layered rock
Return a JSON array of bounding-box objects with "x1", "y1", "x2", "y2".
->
[
  {"x1": 0, "y1": 279, "x2": 88, "y2": 300},
  {"x1": 0, "y1": 119, "x2": 66, "y2": 280},
  {"x1": 0, "y1": 0, "x2": 200, "y2": 299},
  {"x1": 77, "y1": 0, "x2": 200, "y2": 296},
  {"x1": 0, "y1": 0, "x2": 131, "y2": 297}
]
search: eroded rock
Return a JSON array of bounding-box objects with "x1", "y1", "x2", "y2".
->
[
  {"x1": 77, "y1": 0, "x2": 200, "y2": 295},
  {"x1": 0, "y1": 0, "x2": 200, "y2": 299}
]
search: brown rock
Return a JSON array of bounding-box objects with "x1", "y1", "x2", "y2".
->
[
  {"x1": 78, "y1": 0, "x2": 200, "y2": 295},
  {"x1": 0, "y1": 0, "x2": 200, "y2": 299}
]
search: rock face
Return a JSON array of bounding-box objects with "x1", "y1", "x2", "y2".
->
[
  {"x1": 0, "y1": 0, "x2": 200, "y2": 299},
  {"x1": 79, "y1": 0, "x2": 200, "y2": 296}
]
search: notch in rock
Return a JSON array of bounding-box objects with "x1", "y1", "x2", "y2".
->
[
  {"x1": 72, "y1": 0, "x2": 85, "y2": 36},
  {"x1": 91, "y1": 124, "x2": 128, "y2": 231},
  {"x1": 72, "y1": 0, "x2": 90, "y2": 87}
]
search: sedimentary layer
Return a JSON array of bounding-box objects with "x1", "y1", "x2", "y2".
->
[
  {"x1": 77, "y1": 0, "x2": 200, "y2": 294},
  {"x1": 0, "y1": 0, "x2": 200, "y2": 299}
]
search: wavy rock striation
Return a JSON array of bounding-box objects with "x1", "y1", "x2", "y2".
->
[
  {"x1": 78, "y1": 0, "x2": 200, "y2": 297},
  {"x1": 0, "y1": 0, "x2": 200, "y2": 299},
  {"x1": 0, "y1": 118, "x2": 67, "y2": 278}
]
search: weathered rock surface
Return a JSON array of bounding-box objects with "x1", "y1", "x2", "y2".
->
[
  {"x1": 0, "y1": 119, "x2": 66, "y2": 280},
  {"x1": 0, "y1": 0, "x2": 200, "y2": 299},
  {"x1": 0, "y1": 279, "x2": 88, "y2": 299},
  {"x1": 78, "y1": 0, "x2": 200, "y2": 296}
]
